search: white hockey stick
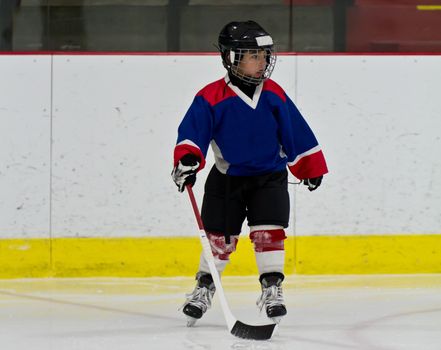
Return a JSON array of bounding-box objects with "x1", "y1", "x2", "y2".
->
[{"x1": 186, "y1": 185, "x2": 277, "y2": 340}]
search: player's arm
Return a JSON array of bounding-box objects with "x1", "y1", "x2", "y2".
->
[
  {"x1": 279, "y1": 95, "x2": 328, "y2": 191},
  {"x1": 172, "y1": 96, "x2": 213, "y2": 192}
]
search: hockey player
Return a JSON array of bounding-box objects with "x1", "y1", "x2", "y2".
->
[{"x1": 172, "y1": 20, "x2": 328, "y2": 326}]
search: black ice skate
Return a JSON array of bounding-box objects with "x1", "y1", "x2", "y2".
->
[
  {"x1": 256, "y1": 272, "x2": 287, "y2": 324},
  {"x1": 182, "y1": 272, "x2": 216, "y2": 327}
]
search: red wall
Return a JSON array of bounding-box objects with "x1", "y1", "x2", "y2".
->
[{"x1": 347, "y1": 0, "x2": 441, "y2": 52}]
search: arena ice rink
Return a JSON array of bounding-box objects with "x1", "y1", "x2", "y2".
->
[
  {"x1": 1, "y1": 52, "x2": 441, "y2": 349},
  {"x1": 1, "y1": 274, "x2": 441, "y2": 350}
]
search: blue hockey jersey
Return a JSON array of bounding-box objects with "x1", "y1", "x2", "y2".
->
[{"x1": 174, "y1": 76, "x2": 328, "y2": 179}]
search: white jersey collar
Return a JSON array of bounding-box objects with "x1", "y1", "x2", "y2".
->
[{"x1": 224, "y1": 75, "x2": 263, "y2": 110}]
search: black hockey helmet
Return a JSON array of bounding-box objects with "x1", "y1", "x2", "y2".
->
[{"x1": 218, "y1": 20, "x2": 276, "y2": 84}]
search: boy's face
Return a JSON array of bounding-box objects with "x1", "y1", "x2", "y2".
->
[{"x1": 237, "y1": 50, "x2": 268, "y2": 79}]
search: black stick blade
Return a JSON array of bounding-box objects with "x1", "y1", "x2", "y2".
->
[{"x1": 230, "y1": 321, "x2": 277, "y2": 340}]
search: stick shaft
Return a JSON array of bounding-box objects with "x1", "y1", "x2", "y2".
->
[
  {"x1": 186, "y1": 185, "x2": 236, "y2": 330},
  {"x1": 187, "y1": 185, "x2": 204, "y2": 230}
]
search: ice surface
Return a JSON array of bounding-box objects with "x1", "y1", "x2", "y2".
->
[{"x1": 1, "y1": 274, "x2": 440, "y2": 350}]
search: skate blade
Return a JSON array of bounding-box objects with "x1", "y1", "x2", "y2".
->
[{"x1": 186, "y1": 316, "x2": 198, "y2": 327}]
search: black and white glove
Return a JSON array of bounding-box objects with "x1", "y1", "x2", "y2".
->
[
  {"x1": 303, "y1": 176, "x2": 323, "y2": 191},
  {"x1": 171, "y1": 154, "x2": 200, "y2": 192}
]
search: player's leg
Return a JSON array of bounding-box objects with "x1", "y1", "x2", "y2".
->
[
  {"x1": 251, "y1": 225, "x2": 287, "y2": 323},
  {"x1": 247, "y1": 170, "x2": 290, "y2": 323},
  {"x1": 182, "y1": 166, "x2": 246, "y2": 325}
]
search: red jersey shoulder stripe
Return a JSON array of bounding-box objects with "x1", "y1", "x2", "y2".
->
[
  {"x1": 196, "y1": 78, "x2": 237, "y2": 106},
  {"x1": 263, "y1": 79, "x2": 286, "y2": 103}
]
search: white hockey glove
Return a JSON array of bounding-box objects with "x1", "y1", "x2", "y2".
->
[
  {"x1": 171, "y1": 154, "x2": 200, "y2": 192},
  {"x1": 303, "y1": 176, "x2": 323, "y2": 191}
]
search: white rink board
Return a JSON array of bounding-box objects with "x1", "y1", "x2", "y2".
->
[
  {"x1": 51, "y1": 55, "x2": 223, "y2": 237},
  {"x1": 0, "y1": 56, "x2": 51, "y2": 239},
  {"x1": 295, "y1": 55, "x2": 441, "y2": 235},
  {"x1": 0, "y1": 54, "x2": 440, "y2": 238}
]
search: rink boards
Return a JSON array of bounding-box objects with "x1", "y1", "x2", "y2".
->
[
  {"x1": 0, "y1": 53, "x2": 440, "y2": 278},
  {"x1": 1, "y1": 235, "x2": 440, "y2": 278}
]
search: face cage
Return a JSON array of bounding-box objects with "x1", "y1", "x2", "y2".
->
[{"x1": 229, "y1": 48, "x2": 277, "y2": 85}]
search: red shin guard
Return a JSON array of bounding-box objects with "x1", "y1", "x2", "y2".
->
[
  {"x1": 250, "y1": 229, "x2": 286, "y2": 253},
  {"x1": 206, "y1": 232, "x2": 239, "y2": 260}
]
